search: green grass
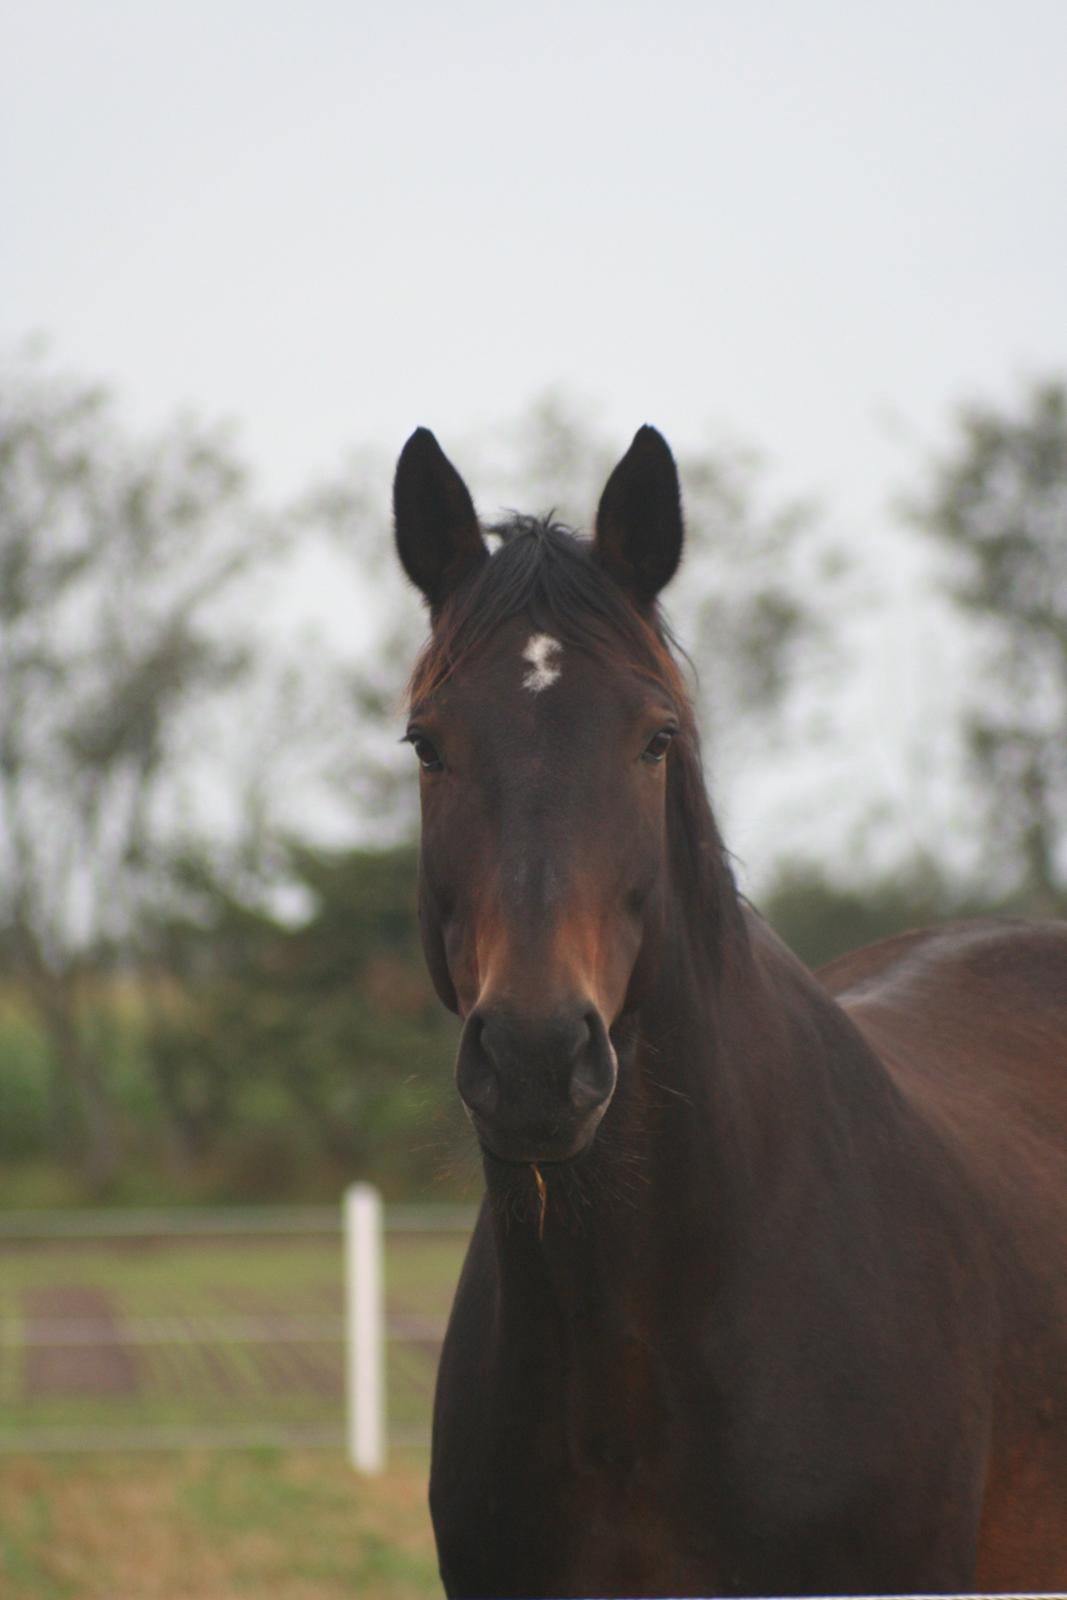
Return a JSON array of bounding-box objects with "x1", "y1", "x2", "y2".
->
[{"x1": 0, "y1": 1451, "x2": 441, "y2": 1599}]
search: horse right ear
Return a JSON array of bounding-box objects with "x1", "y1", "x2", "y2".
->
[{"x1": 393, "y1": 429, "x2": 487, "y2": 609}]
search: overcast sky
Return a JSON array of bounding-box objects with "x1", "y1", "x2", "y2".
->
[
  {"x1": 6, "y1": 1, "x2": 1066, "y2": 504},
  {"x1": 4, "y1": 0, "x2": 1066, "y2": 877}
]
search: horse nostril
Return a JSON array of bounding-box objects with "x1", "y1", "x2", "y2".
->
[
  {"x1": 456, "y1": 1016, "x2": 500, "y2": 1117},
  {"x1": 568, "y1": 1012, "x2": 616, "y2": 1112}
]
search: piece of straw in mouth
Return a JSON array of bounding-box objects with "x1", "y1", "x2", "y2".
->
[{"x1": 531, "y1": 1164, "x2": 547, "y2": 1239}]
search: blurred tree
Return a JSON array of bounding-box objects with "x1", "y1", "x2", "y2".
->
[
  {"x1": 0, "y1": 349, "x2": 281, "y2": 1191},
  {"x1": 144, "y1": 843, "x2": 464, "y2": 1197},
  {"x1": 912, "y1": 379, "x2": 1067, "y2": 913}
]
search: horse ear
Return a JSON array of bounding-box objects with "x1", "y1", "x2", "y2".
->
[
  {"x1": 594, "y1": 426, "x2": 683, "y2": 605},
  {"x1": 394, "y1": 429, "x2": 487, "y2": 608}
]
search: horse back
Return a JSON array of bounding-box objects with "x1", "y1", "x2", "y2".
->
[{"x1": 820, "y1": 919, "x2": 1067, "y2": 1194}]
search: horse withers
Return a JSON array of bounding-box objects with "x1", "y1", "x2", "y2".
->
[{"x1": 392, "y1": 423, "x2": 1067, "y2": 1599}]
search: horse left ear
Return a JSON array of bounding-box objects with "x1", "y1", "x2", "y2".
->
[
  {"x1": 394, "y1": 428, "x2": 487, "y2": 610},
  {"x1": 594, "y1": 426, "x2": 683, "y2": 605}
]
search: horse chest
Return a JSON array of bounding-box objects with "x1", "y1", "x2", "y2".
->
[
  {"x1": 432, "y1": 1302, "x2": 727, "y2": 1597},
  {"x1": 433, "y1": 1418, "x2": 722, "y2": 1600},
  {"x1": 432, "y1": 1247, "x2": 995, "y2": 1599}
]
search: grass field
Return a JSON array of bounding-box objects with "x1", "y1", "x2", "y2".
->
[
  {"x1": 0, "y1": 1449, "x2": 440, "y2": 1598},
  {"x1": 0, "y1": 1220, "x2": 467, "y2": 1595}
]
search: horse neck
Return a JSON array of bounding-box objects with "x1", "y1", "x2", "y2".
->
[
  {"x1": 636, "y1": 878, "x2": 906, "y2": 1237},
  {"x1": 492, "y1": 805, "x2": 904, "y2": 1308}
]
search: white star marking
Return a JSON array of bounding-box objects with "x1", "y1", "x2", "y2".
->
[{"x1": 521, "y1": 633, "x2": 563, "y2": 694}]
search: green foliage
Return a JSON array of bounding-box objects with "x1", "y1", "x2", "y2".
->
[
  {"x1": 142, "y1": 845, "x2": 464, "y2": 1199},
  {"x1": 761, "y1": 858, "x2": 1003, "y2": 972},
  {"x1": 0, "y1": 1001, "x2": 51, "y2": 1160},
  {"x1": 0, "y1": 844, "x2": 466, "y2": 1204}
]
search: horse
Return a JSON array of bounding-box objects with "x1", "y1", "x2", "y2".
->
[{"x1": 392, "y1": 423, "x2": 1067, "y2": 1599}]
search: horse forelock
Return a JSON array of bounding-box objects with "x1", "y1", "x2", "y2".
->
[{"x1": 406, "y1": 516, "x2": 689, "y2": 714}]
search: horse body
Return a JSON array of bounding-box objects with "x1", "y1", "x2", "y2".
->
[
  {"x1": 828, "y1": 920, "x2": 1067, "y2": 1590},
  {"x1": 392, "y1": 425, "x2": 1067, "y2": 1597}
]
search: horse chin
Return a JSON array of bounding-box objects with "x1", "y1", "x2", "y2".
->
[
  {"x1": 475, "y1": 1120, "x2": 601, "y2": 1169},
  {"x1": 482, "y1": 1142, "x2": 591, "y2": 1170}
]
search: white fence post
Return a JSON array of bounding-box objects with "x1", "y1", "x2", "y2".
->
[{"x1": 344, "y1": 1183, "x2": 385, "y2": 1472}]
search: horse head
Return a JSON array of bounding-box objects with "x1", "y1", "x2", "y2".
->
[{"x1": 394, "y1": 426, "x2": 691, "y2": 1165}]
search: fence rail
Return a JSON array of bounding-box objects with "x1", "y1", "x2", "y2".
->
[
  {"x1": 0, "y1": 1190, "x2": 470, "y2": 1466},
  {"x1": 0, "y1": 1203, "x2": 476, "y2": 1238}
]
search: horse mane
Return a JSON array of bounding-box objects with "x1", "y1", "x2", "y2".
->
[{"x1": 407, "y1": 515, "x2": 742, "y2": 946}]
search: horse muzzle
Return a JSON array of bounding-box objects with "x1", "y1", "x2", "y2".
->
[{"x1": 455, "y1": 1002, "x2": 618, "y2": 1163}]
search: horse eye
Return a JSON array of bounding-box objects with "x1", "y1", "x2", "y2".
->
[
  {"x1": 642, "y1": 728, "x2": 675, "y2": 764},
  {"x1": 412, "y1": 737, "x2": 443, "y2": 772}
]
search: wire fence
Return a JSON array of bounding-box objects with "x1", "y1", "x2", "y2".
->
[{"x1": 0, "y1": 1199, "x2": 474, "y2": 1457}]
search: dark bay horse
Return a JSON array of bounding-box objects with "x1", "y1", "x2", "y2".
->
[{"x1": 392, "y1": 424, "x2": 1067, "y2": 1599}]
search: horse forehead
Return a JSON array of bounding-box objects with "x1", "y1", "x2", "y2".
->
[{"x1": 444, "y1": 620, "x2": 638, "y2": 733}]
